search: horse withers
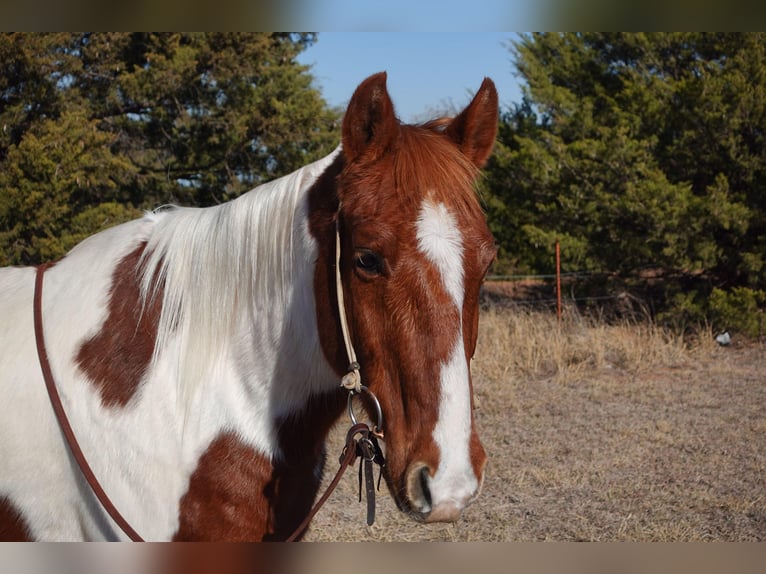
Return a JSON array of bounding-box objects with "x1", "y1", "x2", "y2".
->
[{"x1": 0, "y1": 72, "x2": 498, "y2": 541}]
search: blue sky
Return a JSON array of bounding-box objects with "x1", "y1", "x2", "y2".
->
[{"x1": 297, "y1": 33, "x2": 525, "y2": 123}]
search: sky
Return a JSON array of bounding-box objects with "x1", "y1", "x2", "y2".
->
[{"x1": 297, "y1": 33, "x2": 525, "y2": 123}]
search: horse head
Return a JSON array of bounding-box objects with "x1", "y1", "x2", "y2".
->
[{"x1": 311, "y1": 72, "x2": 498, "y2": 523}]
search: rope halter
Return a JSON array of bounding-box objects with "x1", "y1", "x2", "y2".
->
[{"x1": 334, "y1": 205, "x2": 384, "y2": 436}]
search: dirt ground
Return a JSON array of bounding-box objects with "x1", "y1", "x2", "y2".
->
[{"x1": 304, "y1": 308, "x2": 766, "y2": 542}]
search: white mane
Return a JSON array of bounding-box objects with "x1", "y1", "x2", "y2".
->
[{"x1": 138, "y1": 148, "x2": 341, "y2": 405}]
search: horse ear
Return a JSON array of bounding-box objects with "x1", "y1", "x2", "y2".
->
[
  {"x1": 445, "y1": 78, "x2": 499, "y2": 168},
  {"x1": 342, "y1": 72, "x2": 399, "y2": 162}
]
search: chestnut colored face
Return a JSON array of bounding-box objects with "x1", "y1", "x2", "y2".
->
[{"x1": 312, "y1": 72, "x2": 498, "y2": 523}]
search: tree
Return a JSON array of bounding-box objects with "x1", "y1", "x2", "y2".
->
[
  {"x1": 484, "y1": 33, "x2": 766, "y2": 332},
  {"x1": 0, "y1": 33, "x2": 341, "y2": 266}
]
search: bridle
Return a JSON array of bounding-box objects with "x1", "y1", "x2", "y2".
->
[{"x1": 32, "y1": 207, "x2": 386, "y2": 542}]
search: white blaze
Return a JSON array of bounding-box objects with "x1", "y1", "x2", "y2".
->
[
  {"x1": 415, "y1": 200, "x2": 478, "y2": 510},
  {"x1": 416, "y1": 201, "x2": 465, "y2": 308}
]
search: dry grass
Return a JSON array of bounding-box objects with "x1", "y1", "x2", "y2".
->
[
  {"x1": 304, "y1": 304, "x2": 766, "y2": 541},
  {"x1": 474, "y1": 303, "x2": 699, "y2": 386}
]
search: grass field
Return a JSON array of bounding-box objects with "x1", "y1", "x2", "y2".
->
[{"x1": 304, "y1": 302, "x2": 766, "y2": 541}]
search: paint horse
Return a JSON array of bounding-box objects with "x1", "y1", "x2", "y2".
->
[{"x1": 0, "y1": 72, "x2": 498, "y2": 541}]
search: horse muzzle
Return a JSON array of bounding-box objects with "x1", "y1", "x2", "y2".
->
[{"x1": 404, "y1": 461, "x2": 481, "y2": 523}]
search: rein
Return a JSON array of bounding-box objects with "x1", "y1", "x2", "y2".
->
[
  {"x1": 32, "y1": 207, "x2": 385, "y2": 542},
  {"x1": 284, "y1": 420, "x2": 384, "y2": 542},
  {"x1": 33, "y1": 263, "x2": 144, "y2": 541}
]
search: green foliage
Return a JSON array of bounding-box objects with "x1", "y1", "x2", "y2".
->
[
  {"x1": 484, "y1": 33, "x2": 766, "y2": 333},
  {"x1": 0, "y1": 33, "x2": 340, "y2": 265},
  {"x1": 0, "y1": 109, "x2": 139, "y2": 265},
  {"x1": 709, "y1": 287, "x2": 766, "y2": 338}
]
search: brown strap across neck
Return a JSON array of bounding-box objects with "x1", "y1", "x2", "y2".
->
[{"x1": 33, "y1": 263, "x2": 144, "y2": 542}]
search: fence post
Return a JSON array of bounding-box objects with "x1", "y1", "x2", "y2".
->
[{"x1": 555, "y1": 239, "x2": 562, "y2": 322}]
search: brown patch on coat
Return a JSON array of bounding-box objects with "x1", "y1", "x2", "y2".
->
[
  {"x1": 307, "y1": 153, "x2": 347, "y2": 378},
  {"x1": 75, "y1": 243, "x2": 163, "y2": 408},
  {"x1": 173, "y1": 432, "x2": 274, "y2": 542},
  {"x1": 174, "y1": 391, "x2": 346, "y2": 541},
  {"x1": 0, "y1": 496, "x2": 33, "y2": 541}
]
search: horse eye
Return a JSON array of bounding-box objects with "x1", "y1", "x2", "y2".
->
[{"x1": 355, "y1": 250, "x2": 383, "y2": 274}]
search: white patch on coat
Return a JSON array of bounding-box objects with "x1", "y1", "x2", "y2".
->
[{"x1": 415, "y1": 200, "x2": 478, "y2": 511}]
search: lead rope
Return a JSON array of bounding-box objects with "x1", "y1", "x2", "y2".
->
[
  {"x1": 335, "y1": 205, "x2": 384, "y2": 438},
  {"x1": 335, "y1": 204, "x2": 362, "y2": 393}
]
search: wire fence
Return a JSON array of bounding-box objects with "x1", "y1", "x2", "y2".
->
[
  {"x1": 480, "y1": 243, "x2": 671, "y2": 322},
  {"x1": 482, "y1": 240, "x2": 639, "y2": 319},
  {"x1": 486, "y1": 271, "x2": 595, "y2": 281},
  {"x1": 483, "y1": 273, "x2": 629, "y2": 307}
]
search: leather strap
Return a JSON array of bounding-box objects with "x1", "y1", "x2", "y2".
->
[
  {"x1": 285, "y1": 422, "x2": 381, "y2": 542},
  {"x1": 34, "y1": 263, "x2": 144, "y2": 542},
  {"x1": 356, "y1": 432, "x2": 384, "y2": 526}
]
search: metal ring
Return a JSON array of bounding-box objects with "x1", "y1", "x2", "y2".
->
[{"x1": 347, "y1": 385, "x2": 384, "y2": 434}]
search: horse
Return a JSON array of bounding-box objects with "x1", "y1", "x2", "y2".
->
[{"x1": 0, "y1": 72, "x2": 498, "y2": 541}]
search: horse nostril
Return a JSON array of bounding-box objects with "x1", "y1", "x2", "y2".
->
[
  {"x1": 406, "y1": 462, "x2": 434, "y2": 515},
  {"x1": 419, "y1": 466, "x2": 432, "y2": 508}
]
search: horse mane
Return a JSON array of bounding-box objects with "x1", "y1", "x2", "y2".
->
[
  {"x1": 395, "y1": 121, "x2": 484, "y2": 221},
  {"x1": 137, "y1": 149, "x2": 341, "y2": 408}
]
